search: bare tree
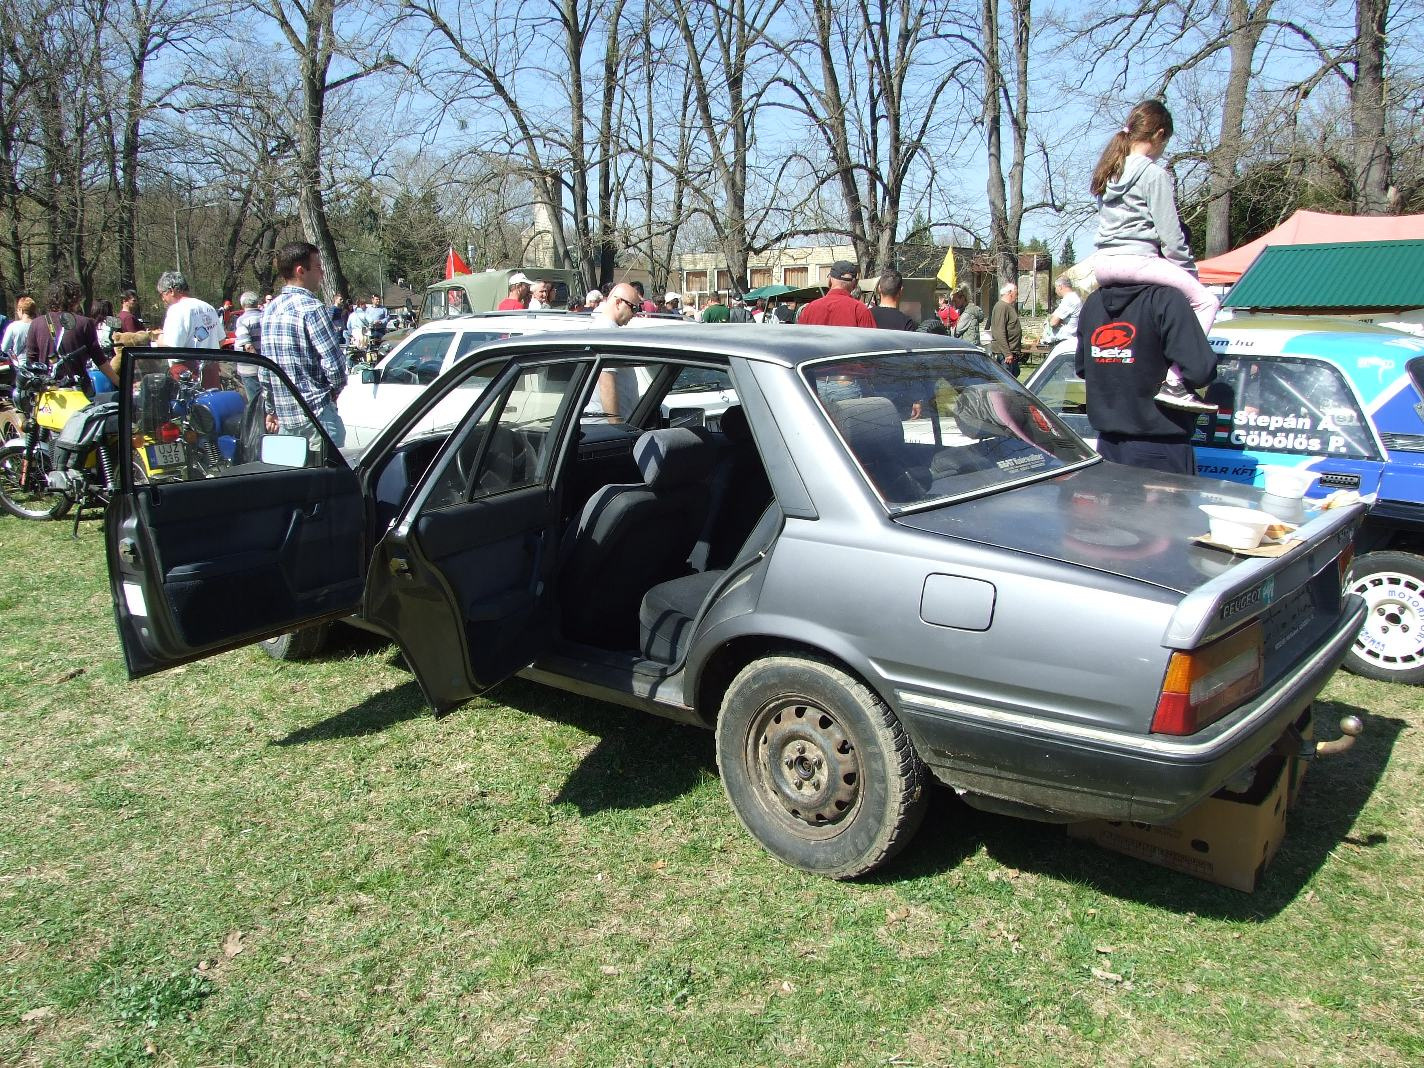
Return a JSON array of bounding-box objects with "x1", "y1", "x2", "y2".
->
[
  {"x1": 772, "y1": 0, "x2": 968, "y2": 276},
  {"x1": 253, "y1": 0, "x2": 396, "y2": 297}
]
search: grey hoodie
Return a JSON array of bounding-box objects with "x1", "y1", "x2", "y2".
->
[{"x1": 1093, "y1": 154, "x2": 1196, "y2": 273}]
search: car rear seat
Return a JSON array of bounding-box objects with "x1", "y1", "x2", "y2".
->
[
  {"x1": 637, "y1": 406, "x2": 774, "y2": 663},
  {"x1": 559, "y1": 427, "x2": 718, "y2": 650}
]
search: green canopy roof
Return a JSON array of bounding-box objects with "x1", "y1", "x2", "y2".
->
[{"x1": 1223, "y1": 239, "x2": 1424, "y2": 311}]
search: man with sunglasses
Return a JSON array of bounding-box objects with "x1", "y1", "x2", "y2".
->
[
  {"x1": 585, "y1": 282, "x2": 643, "y2": 421},
  {"x1": 592, "y1": 282, "x2": 641, "y2": 329}
]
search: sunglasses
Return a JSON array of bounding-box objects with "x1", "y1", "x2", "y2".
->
[{"x1": 613, "y1": 296, "x2": 638, "y2": 310}]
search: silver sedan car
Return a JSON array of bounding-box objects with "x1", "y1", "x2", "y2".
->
[{"x1": 104, "y1": 327, "x2": 1365, "y2": 878}]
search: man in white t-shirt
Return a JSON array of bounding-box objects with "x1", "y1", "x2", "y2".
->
[
  {"x1": 154, "y1": 269, "x2": 224, "y2": 384},
  {"x1": 586, "y1": 282, "x2": 641, "y2": 421},
  {"x1": 1042, "y1": 274, "x2": 1083, "y2": 345},
  {"x1": 155, "y1": 270, "x2": 223, "y2": 347}
]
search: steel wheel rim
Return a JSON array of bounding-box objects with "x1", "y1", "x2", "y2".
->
[
  {"x1": 745, "y1": 695, "x2": 862, "y2": 840},
  {"x1": 1350, "y1": 569, "x2": 1424, "y2": 669}
]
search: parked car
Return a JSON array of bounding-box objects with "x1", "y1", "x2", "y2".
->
[
  {"x1": 103, "y1": 327, "x2": 1365, "y2": 879},
  {"x1": 340, "y1": 310, "x2": 736, "y2": 447},
  {"x1": 1027, "y1": 313, "x2": 1424, "y2": 685}
]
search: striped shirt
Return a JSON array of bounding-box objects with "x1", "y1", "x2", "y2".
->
[{"x1": 259, "y1": 284, "x2": 346, "y2": 432}]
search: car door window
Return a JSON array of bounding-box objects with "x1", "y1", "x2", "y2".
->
[
  {"x1": 1206, "y1": 357, "x2": 1377, "y2": 460},
  {"x1": 128, "y1": 357, "x2": 328, "y2": 483},
  {"x1": 454, "y1": 329, "x2": 518, "y2": 361},
  {"x1": 382, "y1": 332, "x2": 454, "y2": 386},
  {"x1": 584, "y1": 361, "x2": 656, "y2": 425},
  {"x1": 423, "y1": 360, "x2": 590, "y2": 510}
]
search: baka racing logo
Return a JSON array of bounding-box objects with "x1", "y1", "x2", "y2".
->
[{"x1": 1090, "y1": 321, "x2": 1136, "y2": 364}]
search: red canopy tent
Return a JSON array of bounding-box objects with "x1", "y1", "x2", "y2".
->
[{"x1": 1197, "y1": 209, "x2": 1424, "y2": 284}]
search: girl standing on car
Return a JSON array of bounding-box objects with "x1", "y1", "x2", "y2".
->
[{"x1": 1090, "y1": 99, "x2": 1218, "y2": 412}]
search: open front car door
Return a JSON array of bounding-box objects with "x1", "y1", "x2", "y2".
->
[{"x1": 106, "y1": 347, "x2": 367, "y2": 677}]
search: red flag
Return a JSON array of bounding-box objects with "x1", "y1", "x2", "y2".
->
[{"x1": 445, "y1": 247, "x2": 470, "y2": 279}]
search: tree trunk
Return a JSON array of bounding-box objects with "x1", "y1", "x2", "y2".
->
[
  {"x1": 1350, "y1": 0, "x2": 1392, "y2": 213},
  {"x1": 982, "y1": 0, "x2": 1017, "y2": 284},
  {"x1": 1205, "y1": 0, "x2": 1269, "y2": 258}
]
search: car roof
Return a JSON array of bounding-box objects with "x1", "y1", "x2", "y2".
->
[
  {"x1": 467, "y1": 323, "x2": 983, "y2": 369},
  {"x1": 1210, "y1": 313, "x2": 1424, "y2": 374}
]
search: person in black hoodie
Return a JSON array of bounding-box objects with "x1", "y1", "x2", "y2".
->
[{"x1": 1074, "y1": 283, "x2": 1216, "y2": 475}]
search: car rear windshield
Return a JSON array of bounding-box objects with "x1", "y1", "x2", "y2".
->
[{"x1": 806, "y1": 351, "x2": 1094, "y2": 508}]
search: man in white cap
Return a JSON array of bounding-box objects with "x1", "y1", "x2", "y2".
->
[{"x1": 497, "y1": 272, "x2": 532, "y2": 310}]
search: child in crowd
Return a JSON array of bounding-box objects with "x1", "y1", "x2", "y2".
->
[{"x1": 1091, "y1": 99, "x2": 1218, "y2": 413}]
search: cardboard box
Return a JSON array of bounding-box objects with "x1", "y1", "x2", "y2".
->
[{"x1": 1068, "y1": 752, "x2": 1293, "y2": 893}]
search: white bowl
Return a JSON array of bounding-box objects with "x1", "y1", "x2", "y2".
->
[
  {"x1": 1258, "y1": 465, "x2": 1320, "y2": 499},
  {"x1": 1200, "y1": 505, "x2": 1277, "y2": 550}
]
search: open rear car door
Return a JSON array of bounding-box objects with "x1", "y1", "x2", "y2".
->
[{"x1": 106, "y1": 347, "x2": 367, "y2": 677}]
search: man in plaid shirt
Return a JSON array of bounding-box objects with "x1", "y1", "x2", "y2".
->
[{"x1": 260, "y1": 240, "x2": 348, "y2": 449}]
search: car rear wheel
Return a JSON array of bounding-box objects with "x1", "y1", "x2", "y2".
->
[
  {"x1": 715, "y1": 655, "x2": 927, "y2": 879},
  {"x1": 1345, "y1": 551, "x2": 1424, "y2": 685},
  {"x1": 260, "y1": 623, "x2": 332, "y2": 662}
]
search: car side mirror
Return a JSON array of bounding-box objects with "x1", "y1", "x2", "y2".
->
[
  {"x1": 260, "y1": 434, "x2": 310, "y2": 468},
  {"x1": 361, "y1": 367, "x2": 381, "y2": 384}
]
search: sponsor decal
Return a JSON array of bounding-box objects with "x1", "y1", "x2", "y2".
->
[{"x1": 1090, "y1": 321, "x2": 1136, "y2": 363}]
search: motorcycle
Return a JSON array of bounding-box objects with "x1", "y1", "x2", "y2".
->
[
  {"x1": 0, "y1": 361, "x2": 248, "y2": 533},
  {"x1": 0, "y1": 361, "x2": 118, "y2": 527}
]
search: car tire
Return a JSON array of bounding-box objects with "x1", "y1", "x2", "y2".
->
[
  {"x1": 715, "y1": 654, "x2": 928, "y2": 879},
  {"x1": 1345, "y1": 551, "x2": 1424, "y2": 685},
  {"x1": 260, "y1": 623, "x2": 332, "y2": 662}
]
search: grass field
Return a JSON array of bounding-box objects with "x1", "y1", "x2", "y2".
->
[{"x1": 2, "y1": 514, "x2": 1421, "y2": 1067}]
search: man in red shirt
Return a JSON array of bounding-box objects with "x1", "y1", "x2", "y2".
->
[
  {"x1": 797, "y1": 261, "x2": 874, "y2": 327},
  {"x1": 497, "y1": 273, "x2": 532, "y2": 310}
]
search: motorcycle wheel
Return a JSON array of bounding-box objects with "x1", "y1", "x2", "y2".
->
[{"x1": 0, "y1": 442, "x2": 73, "y2": 520}]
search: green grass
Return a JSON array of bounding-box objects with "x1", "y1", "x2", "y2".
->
[{"x1": 1, "y1": 514, "x2": 1421, "y2": 1066}]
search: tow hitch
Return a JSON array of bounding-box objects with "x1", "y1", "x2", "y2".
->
[{"x1": 1312, "y1": 714, "x2": 1364, "y2": 758}]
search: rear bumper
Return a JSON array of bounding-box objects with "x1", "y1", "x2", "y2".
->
[{"x1": 897, "y1": 594, "x2": 1366, "y2": 823}]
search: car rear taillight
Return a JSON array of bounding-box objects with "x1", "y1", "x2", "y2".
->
[
  {"x1": 1152, "y1": 621, "x2": 1264, "y2": 735},
  {"x1": 1337, "y1": 543, "x2": 1355, "y2": 584}
]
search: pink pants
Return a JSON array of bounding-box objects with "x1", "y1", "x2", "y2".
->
[{"x1": 1092, "y1": 253, "x2": 1220, "y2": 336}]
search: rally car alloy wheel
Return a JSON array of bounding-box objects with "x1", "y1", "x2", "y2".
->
[{"x1": 1345, "y1": 551, "x2": 1424, "y2": 686}]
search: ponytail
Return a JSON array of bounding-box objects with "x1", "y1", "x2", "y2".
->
[
  {"x1": 1090, "y1": 132, "x2": 1133, "y2": 197},
  {"x1": 1090, "y1": 99, "x2": 1175, "y2": 197}
]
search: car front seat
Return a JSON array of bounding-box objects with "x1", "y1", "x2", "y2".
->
[{"x1": 560, "y1": 427, "x2": 718, "y2": 649}]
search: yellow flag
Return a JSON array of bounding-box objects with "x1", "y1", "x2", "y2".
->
[{"x1": 936, "y1": 247, "x2": 957, "y2": 289}]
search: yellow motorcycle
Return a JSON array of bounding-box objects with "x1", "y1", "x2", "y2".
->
[{"x1": 0, "y1": 361, "x2": 117, "y2": 525}]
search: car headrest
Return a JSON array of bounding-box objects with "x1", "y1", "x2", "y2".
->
[
  {"x1": 831, "y1": 396, "x2": 903, "y2": 455},
  {"x1": 719, "y1": 404, "x2": 750, "y2": 444},
  {"x1": 953, "y1": 384, "x2": 1006, "y2": 439},
  {"x1": 634, "y1": 428, "x2": 717, "y2": 489},
  {"x1": 954, "y1": 384, "x2": 1044, "y2": 448}
]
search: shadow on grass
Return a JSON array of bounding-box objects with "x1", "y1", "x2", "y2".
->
[
  {"x1": 270, "y1": 679, "x2": 428, "y2": 746},
  {"x1": 949, "y1": 701, "x2": 1403, "y2": 919},
  {"x1": 490, "y1": 677, "x2": 717, "y2": 815}
]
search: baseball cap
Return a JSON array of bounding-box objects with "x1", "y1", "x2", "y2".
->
[
  {"x1": 828, "y1": 260, "x2": 858, "y2": 281},
  {"x1": 508, "y1": 272, "x2": 531, "y2": 287},
  {"x1": 664, "y1": 292, "x2": 680, "y2": 303}
]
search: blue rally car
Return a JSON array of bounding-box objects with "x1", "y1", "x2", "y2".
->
[{"x1": 1029, "y1": 313, "x2": 1424, "y2": 684}]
